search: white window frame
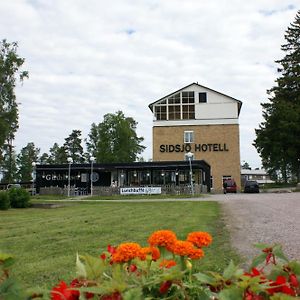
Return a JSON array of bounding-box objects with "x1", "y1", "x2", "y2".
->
[{"x1": 184, "y1": 131, "x2": 194, "y2": 143}]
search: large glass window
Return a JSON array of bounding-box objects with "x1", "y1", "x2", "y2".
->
[
  {"x1": 155, "y1": 105, "x2": 167, "y2": 120},
  {"x1": 154, "y1": 91, "x2": 195, "y2": 121},
  {"x1": 182, "y1": 91, "x2": 195, "y2": 103},
  {"x1": 182, "y1": 104, "x2": 195, "y2": 119}
]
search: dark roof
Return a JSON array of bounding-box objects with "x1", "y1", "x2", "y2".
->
[
  {"x1": 36, "y1": 160, "x2": 210, "y2": 171},
  {"x1": 148, "y1": 82, "x2": 243, "y2": 115}
]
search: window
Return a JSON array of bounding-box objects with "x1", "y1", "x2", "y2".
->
[
  {"x1": 168, "y1": 93, "x2": 180, "y2": 104},
  {"x1": 199, "y1": 92, "x2": 207, "y2": 103},
  {"x1": 184, "y1": 131, "x2": 194, "y2": 143},
  {"x1": 168, "y1": 105, "x2": 181, "y2": 120},
  {"x1": 210, "y1": 176, "x2": 214, "y2": 189},
  {"x1": 155, "y1": 105, "x2": 167, "y2": 120},
  {"x1": 182, "y1": 104, "x2": 195, "y2": 119},
  {"x1": 182, "y1": 91, "x2": 194, "y2": 103}
]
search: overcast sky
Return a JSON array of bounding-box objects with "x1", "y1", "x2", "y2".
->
[{"x1": 1, "y1": 0, "x2": 299, "y2": 168}]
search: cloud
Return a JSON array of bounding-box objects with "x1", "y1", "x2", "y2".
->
[{"x1": 1, "y1": 0, "x2": 298, "y2": 168}]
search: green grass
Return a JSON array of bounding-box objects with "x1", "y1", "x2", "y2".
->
[{"x1": 0, "y1": 201, "x2": 240, "y2": 289}]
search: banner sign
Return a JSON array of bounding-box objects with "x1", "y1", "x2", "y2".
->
[{"x1": 120, "y1": 187, "x2": 161, "y2": 195}]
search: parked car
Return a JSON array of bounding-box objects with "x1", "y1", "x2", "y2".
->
[
  {"x1": 244, "y1": 180, "x2": 260, "y2": 193},
  {"x1": 223, "y1": 179, "x2": 237, "y2": 194}
]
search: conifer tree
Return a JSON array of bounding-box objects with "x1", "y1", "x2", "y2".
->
[{"x1": 254, "y1": 11, "x2": 300, "y2": 182}]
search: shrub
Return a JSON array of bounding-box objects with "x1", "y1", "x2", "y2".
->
[
  {"x1": 7, "y1": 188, "x2": 31, "y2": 208},
  {"x1": 0, "y1": 191, "x2": 10, "y2": 210}
]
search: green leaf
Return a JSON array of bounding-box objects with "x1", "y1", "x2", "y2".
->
[
  {"x1": 223, "y1": 260, "x2": 236, "y2": 279},
  {"x1": 123, "y1": 287, "x2": 143, "y2": 300},
  {"x1": 78, "y1": 254, "x2": 105, "y2": 280},
  {"x1": 0, "y1": 253, "x2": 14, "y2": 262},
  {"x1": 253, "y1": 243, "x2": 272, "y2": 250},
  {"x1": 272, "y1": 245, "x2": 288, "y2": 262},
  {"x1": 193, "y1": 272, "x2": 216, "y2": 285},
  {"x1": 250, "y1": 253, "x2": 267, "y2": 268},
  {"x1": 288, "y1": 261, "x2": 300, "y2": 275},
  {"x1": 76, "y1": 253, "x2": 87, "y2": 278},
  {"x1": 218, "y1": 287, "x2": 244, "y2": 300}
]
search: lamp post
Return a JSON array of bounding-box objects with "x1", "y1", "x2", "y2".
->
[
  {"x1": 90, "y1": 156, "x2": 95, "y2": 196},
  {"x1": 186, "y1": 152, "x2": 194, "y2": 195},
  {"x1": 67, "y1": 157, "x2": 73, "y2": 197},
  {"x1": 31, "y1": 162, "x2": 36, "y2": 196}
]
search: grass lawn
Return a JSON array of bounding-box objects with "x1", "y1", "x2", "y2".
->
[{"x1": 0, "y1": 201, "x2": 240, "y2": 289}]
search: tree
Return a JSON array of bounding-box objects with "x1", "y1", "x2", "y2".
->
[
  {"x1": 64, "y1": 130, "x2": 84, "y2": 163},
  {"x1": 47, "y1": 143, "x2": 67, "y2": 164},
  {"x1": 0, "y1": 146, "x2": 18, "y2": 183},
  {"x1": 254, "y1": 11, "x2": 300, "y2": 182},
  {"x1": 16, "y1": 142, "x2": 40, "y2": 182},
  {"x1": 241, "y1": 161, "x2": 251, "y2": 170},
  {"x1": 0, "y1": 39, "x2": 28, "y2": 158},
  {"x1": 86, "y1": 111, "x2": 145, "y2": 163}
]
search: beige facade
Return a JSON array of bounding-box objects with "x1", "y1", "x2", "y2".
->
[
  {"x1": 149, "y1": 83, "x2": 242, "y2": 193},
  {"x1": 153, "y1": 124, "x2": 241, "y2": 192}
]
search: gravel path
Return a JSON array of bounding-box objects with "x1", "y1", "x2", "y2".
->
[{"x1": 212, "y1": 192, "x2": 300, "y2": 263}]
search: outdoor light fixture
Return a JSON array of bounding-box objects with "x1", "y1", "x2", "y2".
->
[
  {"x1": 67, "y1": 157, "x2": 73, "y2": 197},
  {"x1": 31, "y1": 162, "x2": 36, "y2": 196},
  {"x1": 186, "y1": 152, "x2": 194, "y2": 195},
  {"x1": 90, "y1": 156, "x2": 95, "y2": 196}
]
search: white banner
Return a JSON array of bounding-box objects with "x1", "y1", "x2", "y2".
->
[{"x1": 120, "y1": 187, "x2": 161, "y2": 195}]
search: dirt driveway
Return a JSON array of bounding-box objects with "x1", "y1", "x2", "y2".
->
[{"x1": 209, "y1": 192, "x2": 300, "y2": 263}]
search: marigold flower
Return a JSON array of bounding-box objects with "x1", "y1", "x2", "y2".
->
[
  {"x1": 148, "y1": 230, "x2": 177, "y2": 249},
  {"x1": 186, "y1": 232, "x2": 212, "y2": 248},
  {"x1": 112, "y1": 242, "x2": 142, "y2": 263},
  {"x1": 159, "y1": 259, "x2": 177, "y2": 269},
  {"x1": 188, "y1": 248, "x2": 204, "y2": 260},
  {"x1": 170, "y1": 240, "x2": 195, "y2": 256},
  {"x1": 139, "y1": 247, "x2": 160, "y2": 261}
]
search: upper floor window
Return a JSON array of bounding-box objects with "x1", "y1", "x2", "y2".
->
[
  {"x1": 153, "y1": 91, "x2": 195, "y2": 121},
  {"x1": 199, "y1": 92, "x2": 207, "y2": 103},
  {"x1": 155, "y1": 105, "x2": 167, "y2": 120},
  {"x1": 182, "y1": 91, "x2": 195, "y2": 103},
  {"x1": 184, "y1": 131, "x2": 194, "y2": 143}
]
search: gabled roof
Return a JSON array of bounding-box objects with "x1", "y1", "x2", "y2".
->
[{"x1": 148, "y1": 82, "x2": 243, "y2": 115}]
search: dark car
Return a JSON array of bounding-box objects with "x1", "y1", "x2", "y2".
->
[
  {"x1": 223, "y1": 179, "x2": 237, "y2": 194},
  {"x1": 244, "y1": 180, "x2": 259, "y2": 193}
]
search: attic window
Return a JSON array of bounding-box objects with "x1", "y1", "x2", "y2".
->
[{"x1": 199, "y1": 93, "x2": 207, "y2": 103}]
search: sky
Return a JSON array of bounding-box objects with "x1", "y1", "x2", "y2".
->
[{"x1": 0, "y1": 0, "x2": 299, "y2": 169}]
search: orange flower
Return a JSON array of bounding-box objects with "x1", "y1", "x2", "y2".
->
[
  {"x1": 187, "y1": 232, "x2": 212, "y2": 248},
  {"x1": 112, "y1": 242, "x2": 142, "y2": 263},
  {"x1": 171, "y1": 240, "x2": 195, "y2": 256},
  {"x1": 148, "y1": 230, "x2": 177, "y2": 249},
  {"x1": 159, "y1": 259, "x2": 177, "y2": 269},
  {"x1": 188, "y1": 248, "x2": 204, "y2": 260},
  {"x1": 139, "y1": 247, "x2": 160, "y2": 261}
]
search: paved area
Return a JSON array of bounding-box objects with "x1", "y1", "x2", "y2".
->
[{"x1": 212, "y1": 192, "x2": 300, "y2": 263}]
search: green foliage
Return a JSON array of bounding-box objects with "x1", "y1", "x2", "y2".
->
[
  {"x1": 86, "y1": 111, "x2": 145, "y2": 163},
  {"x1": 0, "y1": 39, "x2": 28, "y2": 154},
  {"x1": 63, "y1": 130, "x2": 85, "y2": 163},
  {"x1": 16, "y1": 142, "x2": 40, "y2": 182},
  {"x1": 47, "y1": 142, "x2": 68, "y2": 164},
  {"x1": 0, "y1": 190, "x2": 10, "y2": 210},
  {"x1": 7, "y1": 188, "x2": 30, "y2": 208},
  {"x1": 254, "y1": 11, "x2": 300, "y2": 182}
]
